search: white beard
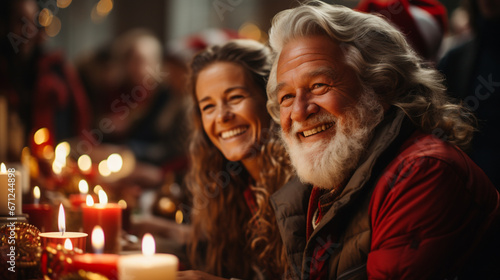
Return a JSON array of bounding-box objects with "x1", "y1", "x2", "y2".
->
[{"x1": 281, "y1": 90, "x2": 384, "y2": 189}]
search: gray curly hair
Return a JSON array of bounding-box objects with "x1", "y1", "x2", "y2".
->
[{"x1": 267, "y1": 1, "x2": 475, "y2": 149}]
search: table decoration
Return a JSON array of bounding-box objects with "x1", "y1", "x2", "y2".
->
[
  {"x1": 118, "y1": 233, "x2": 178, "y2": 280},
  {"x1": 39, "y1": 204, "x2": 87, "y2": 252}
]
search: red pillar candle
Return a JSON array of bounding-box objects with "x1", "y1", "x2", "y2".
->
[
  {"x1": 69, "y1": 226, "x2": 119, "y2": 280},
  {"x1": 23, "y1": 204, "x2": 53, "y2": 232},
  {"x1": 82, "y1": 192, "x2": 122, "y2": 254},
  {"x1": 72, "y1": 254, "x2": 119, "y2": 280},
  {"x1": 69, "y1": 179, "x2": 90, "y2": 209},
  {"x1": 23, "y1": 186, "x2": 54, "y2": 232}
]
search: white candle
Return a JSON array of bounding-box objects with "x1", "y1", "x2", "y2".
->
[
  {"x1": 118, "y1": 233, "x2": 178, "y2": 280},
  {"x1": 0, "y1": 163, "x2": 22, "y2": 216}
]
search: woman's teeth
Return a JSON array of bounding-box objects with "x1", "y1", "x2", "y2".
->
[{"x1": 221, "y1": 126, "x2": 248, "y2": 139}]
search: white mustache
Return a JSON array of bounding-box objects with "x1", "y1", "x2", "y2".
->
[{"x1": 290, "y1": 113, "x2": 338, "y2": 135}]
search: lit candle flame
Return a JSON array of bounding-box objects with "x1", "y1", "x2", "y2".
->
[
  {"x1": 33, "y1": 186, "x2": 41, "y2": 205},
  {"x1": 94, "y1": 185, "x2": 103, "y2": 194},
  {"x1": 107, "y1": 153, "x2": 123, "y2": 173},
  {"x1": 78, "y1": 179, "x2": 89, "y2": 194},
  {"x1": 78, "y1": 155, "x2": 92, "y2": 172},
  {"x1": 86, "y1": 194, "x2": 94, "y2": 206},
  {"x1": 1, "y1": 163, "x2": 6, "y2": 173},
  {"x1": 142, "y1": 233, "x2": 155, "y2": 256},
  {"x1": 92, "y1": 225, "x2": 105, "y2": 254},
  {"x1": 64, "y1": 238, "x2": 73, "y2": 250},
  {"x1": 58, "y1": 203, "x2": 66, "y2": 236},
  {"x1": 98, "y1": 189, "x2": 108, "y2": 205}
]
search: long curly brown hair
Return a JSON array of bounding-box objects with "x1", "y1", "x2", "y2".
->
[{"x1": 185, "y1": 39, "x2": 293, "y2": 279}]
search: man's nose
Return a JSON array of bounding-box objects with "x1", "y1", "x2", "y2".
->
[{"x1": 290, "y1": 91, "x2": 319, "y2": 122}]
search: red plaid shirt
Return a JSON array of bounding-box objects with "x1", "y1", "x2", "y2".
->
[{"x1": 306, "y1": 186, "x2": 342, "y2": 279}]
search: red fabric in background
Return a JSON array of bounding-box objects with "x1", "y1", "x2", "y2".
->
[{"x1": 356, "y1": 0, "x2": 448, "y2": 59}]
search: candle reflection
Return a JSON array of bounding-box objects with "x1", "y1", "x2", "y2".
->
[
  {"x1": 92, "y1": 226, "x2": 105, "y2": 254},
  {"x1": 64, "y1": 238, "x2": 73, "y2": 250}
]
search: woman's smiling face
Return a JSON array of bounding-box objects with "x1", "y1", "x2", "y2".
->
[{"x1": 196, "y1": 61, "x2": 271, "y2": 162}]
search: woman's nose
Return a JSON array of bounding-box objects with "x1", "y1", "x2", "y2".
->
[{"x1": 216, "y1": 104, "x2": 234, "y2": 123}]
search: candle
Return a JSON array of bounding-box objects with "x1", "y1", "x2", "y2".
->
[
  {"x1": 69, "y1": 179, "x2": 89, "y2": 209},
  {"x1": 22, "y1": 186, "x2": 53, "y2": 232},
  {"x1": 71, "y1": 225, "x2": 119, "y2": 280},
  {"x1": 0, "y1": 163, "x2": 23, "y2": 216},
  {"x1": 82, "y1": 190, "x2": 122, "y2": 253},
  {"x1": 39, "y1": 204, "x2": 87, "y2": 251},
  {"x1": 118, "y1": 233, "x2": 178, "y2": 280}
]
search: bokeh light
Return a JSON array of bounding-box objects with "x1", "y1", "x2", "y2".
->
[
  {"x1": 45, "y1": 16, "x2": 62, "y2": 37},
  {"x1": 107, "y1": 153, "x2": 123, "y2": 173},
  {"x1": 34, "y1": 128, "x2": 49, "y2": 145},
  {"x1": 38, "y1": 8, "x2": 53, "y2": 27},
  {"x1": 57, "y1": 0, "x2": 72, "y2": 8},
  {"x1": 238, "y1": 22, "x2": 263, "y2": 42},
  {"x1": 78, "y1": 155, "x2": 92, "y2": 172},
  {"x1": 98, "y1": 160, "x2": 111, "y2": 177}
]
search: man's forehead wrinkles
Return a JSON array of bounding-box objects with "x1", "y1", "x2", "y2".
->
[{"x1": 277, "y1": 55, "x2": 332, "y2": 77}]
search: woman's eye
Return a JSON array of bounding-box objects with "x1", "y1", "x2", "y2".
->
[
  {"x1": 201, "y1": 104, "x2": 214, "y2": 112},
  {"x1": 229, "y1": 95, "x2": 244, "y2": 101}
]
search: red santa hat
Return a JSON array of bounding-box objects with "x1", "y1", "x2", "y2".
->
[{"x1": 356, "y1": 0, "x2": 448, "y2": 61}]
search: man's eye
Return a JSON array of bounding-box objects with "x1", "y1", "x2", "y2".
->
[
  {"x1": 280, "y1": 94, "x2": 294, "y2": 104},
  {"x1": 312, "y1": 83, "x2": 328, "y2": 89}
]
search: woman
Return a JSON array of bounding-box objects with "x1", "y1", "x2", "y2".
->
[{"x1": 177, "y1": 39, "x2": 293, "y2": 279}]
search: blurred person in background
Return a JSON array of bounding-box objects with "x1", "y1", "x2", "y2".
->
[
  {"x1": 177, "y1": 39, "x2": 293, "y2": 280},
  {"x1": 0, "y1": 0, "x2": 90, "y2": 159},
  {"x1": 438, "y1": 0, "x2": 500, "y2": 189},
  {"x1": 356, "y1": 0, "x2": 447, "y2": 63},
  {"x1": 76, "y1": 44, "x2": 120, "y2": 128},
  {"x1": 100, "y1": 29, "x2": 189, "y2": 188}
]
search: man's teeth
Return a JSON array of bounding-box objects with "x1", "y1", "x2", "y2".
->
[
  {"x1": 302, "y1": 123, "x2": 334, "y2": 137},
  {"x1": 221, "y1": 127, "x2": 248, "y2": 139}
]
